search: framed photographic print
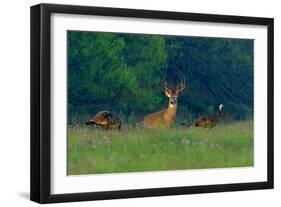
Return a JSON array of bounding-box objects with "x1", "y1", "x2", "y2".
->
[{"x1": 30, "y1": 3, "x2": 274, "y2": 203}]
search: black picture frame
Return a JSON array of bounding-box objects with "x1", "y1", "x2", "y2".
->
[{"x1": 30, "y1": 3, "x2": 274, "y2": 204}]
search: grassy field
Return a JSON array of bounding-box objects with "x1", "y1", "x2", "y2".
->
[{"x1": 67, "y1": 121, "x2": 253, "y2": 175}]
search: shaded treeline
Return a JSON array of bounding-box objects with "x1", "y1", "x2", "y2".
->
[{"x1": 67, "y1": 31, "x2": 253, "y2": 125}]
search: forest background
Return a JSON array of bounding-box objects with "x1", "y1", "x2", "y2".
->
[{"x1": 67, "y1": 31, "x2": 253, "y2": 125}]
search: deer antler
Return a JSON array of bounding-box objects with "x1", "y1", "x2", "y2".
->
[
  {"x1": 175, "y1": 79, "x2": 186, "y2": 95},
  {"x1": 161, "y1": 81, "x2": 172, "y2": 95}
]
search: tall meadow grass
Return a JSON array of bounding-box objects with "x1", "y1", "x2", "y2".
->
[{"x1": 67, "y1": 120, "x2": 253, "y2": 175}]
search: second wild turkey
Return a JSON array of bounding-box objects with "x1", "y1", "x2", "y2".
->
[
  {"x1": 85, "y1": 111, "x2": 121, "y2": 130},
  {"x1": 185, "y1": 104, "x2": 224, "y2": 129}
]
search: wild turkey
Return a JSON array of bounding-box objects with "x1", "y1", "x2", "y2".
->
[
  {"x1": 85, "y1": 111, "x2": 121, "y2": 130},
  {"x1": 185, "y1": 104, "x2": 224, "y2": 129}
]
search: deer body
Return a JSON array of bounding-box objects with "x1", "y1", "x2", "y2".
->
[
  {"x1": 143, "y1": 104, "x2": 177, "y2": 128},
  {"x1": 143, "y1": 80, "x2": 186, "y2": 128}
]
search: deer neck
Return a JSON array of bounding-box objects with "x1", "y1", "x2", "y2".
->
[{"x1": 166, "y1": 103, "x2": 177, "y2": 117}]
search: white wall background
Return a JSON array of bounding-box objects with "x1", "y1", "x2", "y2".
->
[{"x1": 0, "y1": 0, "x2": 279, "y2": 206}]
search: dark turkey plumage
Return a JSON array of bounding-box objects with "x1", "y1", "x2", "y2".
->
[
  {"x1": 85, "y1": 111, "x2": 121, "y2": 130},
  {"x1": 186, "y1": 104, "x2": 224, "y2": 129}
]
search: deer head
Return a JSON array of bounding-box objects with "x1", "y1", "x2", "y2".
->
[{"x1": 162, "y1": 79, "x2": 186, "y2": 107}]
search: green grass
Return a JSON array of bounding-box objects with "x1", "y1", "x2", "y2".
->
[{"x1": 67, "y1": 121, "x2": 253, "y2": 175}]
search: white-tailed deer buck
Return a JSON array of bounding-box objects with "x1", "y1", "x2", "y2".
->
[{"x1": 143, "y1": 80, "x2": 186, "y2": 128}]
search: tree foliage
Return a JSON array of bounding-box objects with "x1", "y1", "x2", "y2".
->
[{"x1": 67, "y1": 31, "x2": 253, "y2": 124}]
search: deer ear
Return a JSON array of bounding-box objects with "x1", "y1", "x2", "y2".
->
[{"x1": 165, "y1": 90, "x2": 171, "y2": 98}]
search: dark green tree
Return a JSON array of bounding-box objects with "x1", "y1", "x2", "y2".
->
[
  {"x1": 68, "y1": 31, "x2": 167, "y2": 123},
  {"x1": 68, "y1": 31, "x2": 253, "y2": 124},
  {"x1": 165, "y1": 36, "x2": 253, "y2": 119}
]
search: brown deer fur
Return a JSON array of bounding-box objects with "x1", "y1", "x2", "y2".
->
[{"x1": 144, "y1": 103, "x2": 177, "y2": 128}]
